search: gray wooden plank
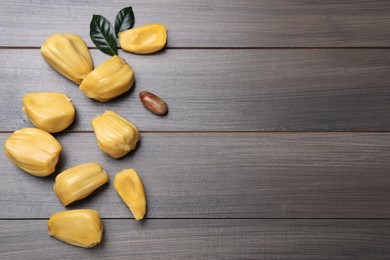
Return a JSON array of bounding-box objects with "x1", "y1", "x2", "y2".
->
[
  {"x1": 1, "y1": 132, "x2": 390, "y2": 218},
  {"x1": 1, "y1": 49, "x2": 390, "y2": 131},
  {"x1": 0, "y1": 219, "x2": 389, "y2": 259},
  {"x1": 1, "y1": 0, "x2": 390, "y2": 47}
]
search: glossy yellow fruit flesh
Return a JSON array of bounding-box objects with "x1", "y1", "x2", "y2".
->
[
  {"x1": 22, "y1": 92, "x2": 75, "y2": 133},
  {"x1": 48, "y1": 209, "x2": 103, "y2": 248},
  {"x1": 79, "y1": 55, "x2": 134, "y2": 102},
  {"x1": 114, "y1": 169, "x2": 146, "y2": 220},
  {"x1": 54, "y1": 162, "x2": 109, "y2": 206},
  {"x1": 91, "y1": 110, "x2": 140, "y2": 158},
  {"x1": 4, "y1": 128, "x2": 61, "y2": 177},
  {"x1": 119, "y1": 24, "x2": 167, "y2": 54},
  {"x1": 41, "y1": 33, "x2": 93, "y2": 84}
]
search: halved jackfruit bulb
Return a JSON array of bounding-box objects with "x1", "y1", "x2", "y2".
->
[
  {"x1": 114, "y1": 169, "x2": 146, "y2": 220},
  {"x1": 23, "y1": 92, "x2": 75, "y2": 133},
  {"x1": 4, "y1": 128, "x2": 62, "y2": 177},
  {"x1": 48, "y1": 209, "x2": 103, "y2": 248},
  {"x1": 119, "y1": 24, "x2": 167, "y2": 54},
  {"x1": 54, "y1": 162, "x2": 109, "y2": 206},
  {"x1": 80, "y1": 55, "x2": 134, "y2": 102},
  {"x1": 41, "y1": 33, "x2": 93, "y2": 84},
  {"x1": 91, "y1": 110, "x2": 140, "y2": 158}
]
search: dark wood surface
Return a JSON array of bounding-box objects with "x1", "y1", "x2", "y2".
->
[
  {"x1": 1, "y1": 0, "x2": 390, "y2": 47},
  {"x1": 1, "y1": 132, "x2": 390, "y2": 219},
  {"x1": 0, "y1": 133, "x2": 390, "y2": 218},
  {"x1": 1, "y1": 220, "x2": 389, "y2": 259},
  {"x1": 1, "y1": 0, "x2": 390, "y2": 259},
  {"x1": 1, "y1": 49, "x2": 390, "y2": 131}
]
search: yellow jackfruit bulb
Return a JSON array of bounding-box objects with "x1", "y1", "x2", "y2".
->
[
  {"x1": 79, "y1": 55, "x2": 134, "y2": 102},
  {"x1": 4, "y1": 128, "x2": 61, "y2": 177},
  {"x1": 48, "y1": 209, "x2": 103, "y2": 248},
  {"x1": 119, "y1": 24, "x2": 167, "y2": 54},
  {"x1": 91, "y1": 110, "x2": 140, "y2": 158},
  {"x1": 54, "y1": 162, "x2": 109, "y2": 206},
  {"x1": 22, "y1": 92, "x2": 75, "y2": 133},
  {"x1": 114, "y1": 169, "x2": 146, "y2": 220},
  {"x1": 41, "y1": 34, "x2": 93, "y2": 84}
]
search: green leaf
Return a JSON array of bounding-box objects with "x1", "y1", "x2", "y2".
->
[
  {"x1": 115, "y1": 6, "x2": 135, "y2": 36},
  {"x1": 90, "y1": 14, "x2": 118, "y2": 56}
]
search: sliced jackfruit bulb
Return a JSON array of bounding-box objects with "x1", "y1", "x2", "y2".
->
[
  {"x1": 22, "y1": 92, "x2": 75, "y2": 133},
  {"x1": 4, "y1": 128, "x2": 62, "y2": 177},
  {"x1": 41, "y1": 33, "x2": 93, "y2": 84},
  {"x1": 54, "y1": 162, "x2": 109, "y2": 206},
  {"x1": 119, "y1": 24, "x2": 167, "y2": 54},
  {"x1": 48, "y1": 209, "x2": 103, "y2": 248},
  {"x1": 114, "y1": 169, "x2": 146, "y2": 220},
  {"x1": 79, "y1": 55, "x2": 134, "y2": 102},
  {"x1": 91, "y1": 110, "x2": 140, "y2": 158}
]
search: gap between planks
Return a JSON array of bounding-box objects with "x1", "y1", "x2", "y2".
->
[
  {"x1": 2, "y1": 217, "x2": 390, "y2": 221},
  {"x1": 1, "y1": 130, "x2": 390, "y2": 134},
  {"x1": 1, "y1": 46, "x2": 390, "y2": 50}
]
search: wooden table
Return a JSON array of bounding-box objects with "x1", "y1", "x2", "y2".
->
[{"x1": 1, "y1": 1, "x2": 390, "y2": 259}]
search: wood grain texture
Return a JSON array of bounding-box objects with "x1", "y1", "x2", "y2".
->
[
  {"x1": 1, "y1": 132, "x2": 390, "y2": 218},
  {"x1": 2, "y1": 0, "x2": 390, "y2": 258},
  {"x1": 0, "y1": 219, "x2": 389, "y2": 259},
  {"x1": 1, "y1": 0, "x2": 390, "y2": 47},
  {"x1": 1, "y1": 49, "x2": 390, "y2": 131}
]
